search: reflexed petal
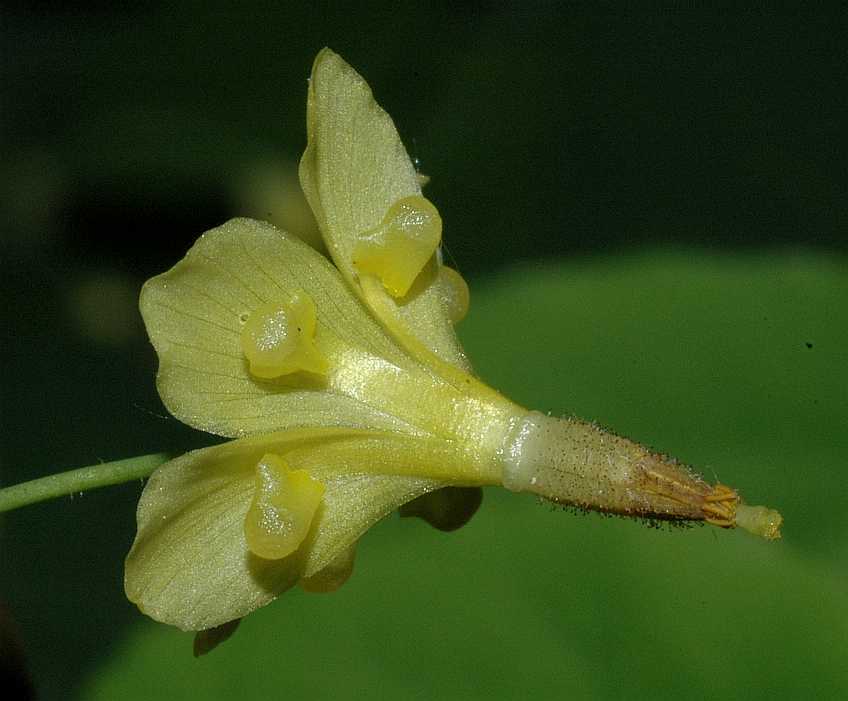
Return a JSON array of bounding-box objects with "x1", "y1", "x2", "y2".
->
[
  {"x1": 399, "y1": 486, "x2": 483, "y2": 532},
  {"x1": 299, "y1": 48, "x2": 471, "y2": 374},
  {"x1": 125, "y1": 429, "x2": 465, "y2": 631},
  {"x1": 124, "y1": 441, "x2": 296, "y2": 632}
]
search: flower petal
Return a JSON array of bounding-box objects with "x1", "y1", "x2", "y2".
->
[
  {"x1": 125, "y1": 429, "x2": 448, "y2": 631},
  {"x1": 299, "y1": 48, "x2": 471, "y2": 374},
  {"x1": 124, "y1": 442, "x2": 296, "y2": 632},
  {"x1": 140, "y1": 217, "x2": 503, "y2": 440},
  {"x1": 140, "y1": 219, "x2": 514, "y2": 438},
  {"x1": 398, "y1": 486, "x2": 483, "y2": 532}
]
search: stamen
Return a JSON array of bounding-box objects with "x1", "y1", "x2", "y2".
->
[{"x1": 701, "y1": 483, "x2": 738, "y2": 528}]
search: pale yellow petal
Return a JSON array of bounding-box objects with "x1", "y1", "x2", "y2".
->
[
  {"x1": 124, "y1": 441, "x2": 298, "y2": 632},
  {"x1": 140, "y1": 217, "x2": 517, "y2": 444},
  {"x1": 299, "y1": 48, "x2": 471, "y2": 374},
  {"x1": 125, "y1": 429, "x2": 448, "y2": 631},
  {"x1": 139, "y1": 217, "x2": 408, "y2": 438}
]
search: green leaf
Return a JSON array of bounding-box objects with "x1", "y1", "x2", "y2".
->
[{"x1": 81, "y1": 250, "x2": 847, "y2": 698}]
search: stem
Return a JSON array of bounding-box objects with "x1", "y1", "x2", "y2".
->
[{"x1": 0, "y1": 453, "x2": 170, "y2": 514}]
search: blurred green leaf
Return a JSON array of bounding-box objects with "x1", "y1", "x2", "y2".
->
[{"x1": 79, "y1": 250, "x2": 847, "y2": 700}]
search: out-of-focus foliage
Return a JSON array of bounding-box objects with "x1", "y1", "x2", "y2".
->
[{"x1": 79, "y1": 252, "x2": 847, "y2": 700}]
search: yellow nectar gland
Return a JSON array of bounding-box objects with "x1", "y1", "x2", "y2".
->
[
  {"x1": 352, "y1": 195, "x2": 442, "y2": 298},
  {"x1": 244, "y1": 454, "x2": 326, "y2": 560},
  {"x1": 240, "y1": 291, "x2": 328, "y2": 379}
]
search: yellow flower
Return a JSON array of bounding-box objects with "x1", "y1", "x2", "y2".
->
[{"x1": 126, "y1": 49, "x2": 781, "y2": 641}]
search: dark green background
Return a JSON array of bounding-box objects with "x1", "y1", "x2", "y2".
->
[{"x1": 2, "y1": 5, "x2": 846, "y2": 700}]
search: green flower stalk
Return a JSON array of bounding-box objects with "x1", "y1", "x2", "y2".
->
[{"x1": 0, "y1": 49, "x2": 782, "y2": 648}]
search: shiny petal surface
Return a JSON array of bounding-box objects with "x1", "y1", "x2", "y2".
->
[
  {"x1": 299, "y1": 48, "x2": 471, "y2": 373},
  {"x1": 140, "y1": 217, "x2": 464, "y2": 439},
  {"x1": 125, "y1": 429, "x2": 445, "y2": 631},
  {"x1": 124, "y1": 441, "x2": 295, "y2": 632}
]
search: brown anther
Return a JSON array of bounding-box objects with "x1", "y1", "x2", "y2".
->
[{"x1": 702, "y1": 483, "x2": 738, "y2": 528}]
